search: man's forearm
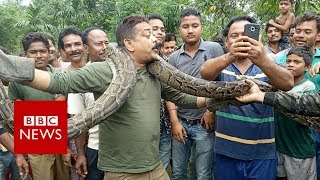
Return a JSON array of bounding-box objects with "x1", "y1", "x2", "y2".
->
[
  {"x1": 264, "y1": 91, "x2": 320, "y2": 116},
  {"x1": 0, "y1": 132, "x2": 14, "y2": 153},
  {"x1": 259, "y1": 58, "x2": 294, "y2": 91},
  {"x1": 200, "y1": 54, "x2": 231, "y2": 80},
  {"x1": 75, "y1": 132, "x2": 86, "y2": 156}
]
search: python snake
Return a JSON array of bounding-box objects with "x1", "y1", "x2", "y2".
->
[{"x1": 0, "y1": 45, "x2": 318, "y2": 139}]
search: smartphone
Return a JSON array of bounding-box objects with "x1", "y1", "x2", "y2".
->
[{"x1": 244, "y1": 23, "x2": 260, "y2": 41}]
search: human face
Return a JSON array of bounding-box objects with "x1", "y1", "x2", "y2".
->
[
  {"x1": 225, "y1": 20, "x2": 249, "y2": 50},
  {"x1": 179, "y1": 15, "x2": 202, "y2": 45},
  {"x1": 62, "y1": 34, "x2": 85, "y2": 62},
  {"x1": 225, "y1": 20, "x2": 251, "y2": 61},
  {"x1": 48, "y1": 39, "x2": 56, "y2": 62},
  {"x1": 266, "y1": 26, "x2": 282, "y2": 43},
  {"x1": 87, "y1": 29, "x2": 109, "y2": 62},
  {"x1": 26, "y1": 41, "x2": 49, "y2": 70},
  {"x1": 149, "y1": 19, "x2": 165, "y2": 43},
  {"x1": 289, "y1": 27, "x2": 295, "y2": 45},
  {"x1": 279, "y1": 0, "x2": 292, "y2": 14},
  {"x1": 285, "y1": 54, "x2": 308, "y2": 78},
  {"x1": 294, "y1": 20, "x2": 318, "y2": 49},
  {"x1": 129, "y1": 21, "x2": 157, "y2": 65},
  {"x1": 160, "y1": 40, "x2": 177, "y2": 57}
]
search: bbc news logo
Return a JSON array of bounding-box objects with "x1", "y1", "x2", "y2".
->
[
  {"x1": 20, "y1": 116, "x2": 61, "y2": 140},
  {"x1": 14, "y1": 101, "x2": 67, "y2": 154}
]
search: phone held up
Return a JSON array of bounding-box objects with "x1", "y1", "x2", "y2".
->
[{"x1": 244, "y1": 23, "x2": 260, "y2": 41}]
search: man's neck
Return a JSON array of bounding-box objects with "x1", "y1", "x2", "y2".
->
[
  {"x1": 294, "y1": 76, "x2": 305, "y2": 85},
  {"x1": 184, "y1": 39, "x2": 201, "y2": 58},
  {"x1": 70, "y1": 59, "x2": 86, "y2": 69},
  {"x1": 310, "y1": 46, "x2": 316, "y2": 55},
  {"x1": 235, "y1": 59, "x2": 253, "y2": 74},
  {"x1": 268, "y1": 41, "x2": 280, "y2": 53}
]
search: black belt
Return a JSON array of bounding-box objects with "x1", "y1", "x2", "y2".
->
[{"x1": 180, "y1": 117, "x2": 201, "y2": 125}]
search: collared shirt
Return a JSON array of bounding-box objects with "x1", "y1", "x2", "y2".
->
[{"x1": 168, "y1": 38, "x2": 225, "y2": 121}]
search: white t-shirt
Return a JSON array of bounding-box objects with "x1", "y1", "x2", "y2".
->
[{"x1": 67, "y1": 93, "x2": 99, "y2": 150}]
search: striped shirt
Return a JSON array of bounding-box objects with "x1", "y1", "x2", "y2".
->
[{"x1": 215, "y1": 63, "x2": 275, "y2": 160}]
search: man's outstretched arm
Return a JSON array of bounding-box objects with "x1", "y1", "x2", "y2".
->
[{"x1": 236, "y1": 80, "x2": 320, "y2": 116}]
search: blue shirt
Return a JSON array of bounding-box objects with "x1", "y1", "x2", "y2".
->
[{"x1": 215, "y1": 63, "x2": 275, "y2": 160}]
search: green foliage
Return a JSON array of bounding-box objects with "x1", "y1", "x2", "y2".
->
[{"x1": 0, "y1": 0, "x2": 319, "y2": 54}]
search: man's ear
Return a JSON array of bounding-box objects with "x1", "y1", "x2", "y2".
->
[
  {"x1": 316, "y1": 33, "x2": 320, "y2": 41},
  {"x1": 305, "y1": 64, "x2": 311, "y2": 72},
  {"x1": 124, "y1": 39, "x2": 134, "y2": 52}
]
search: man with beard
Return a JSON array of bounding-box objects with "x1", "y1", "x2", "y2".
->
[{"x1": 167, "y1": 7, "x2": 224, "y2": 180}]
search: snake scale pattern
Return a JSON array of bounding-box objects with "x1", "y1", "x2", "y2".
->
[{"x1": 0, "y1": 45, "x2": 319, "y2": 139}]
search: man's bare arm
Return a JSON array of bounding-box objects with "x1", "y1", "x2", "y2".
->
[{"x1": 200, "y1": 54, "x2": 232, "y2": 80}]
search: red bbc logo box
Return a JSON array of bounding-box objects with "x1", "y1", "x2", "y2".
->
[{"x1": 14, "y1": 101, "x2": 68, "y2": 154}]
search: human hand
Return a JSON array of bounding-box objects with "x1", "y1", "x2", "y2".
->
[
  {"x1": 235, "y1": 80, "x2": 265, "y2": 103},
  {"x1": 171, "y1": 120, "x2": 187, "y2": 144},
  {"x1": 75, "y1": 154, "x2": 88, "y2": 178},
  {"x1": 227, "y1": 37, "x2": 252, "y2": 62},
  {"x1": 268, "y1": 19, "x2": 275, "y2": 24},
  {"x1": 239, "y1": 36, "x2": 268, "y2": 67},
  {"x1": 310, "y1": 62, "x2": 320, "y2": 77},
  {"x1": 201, "y1": 111, "x2": 214, "y2": 131},
  {"x1": 15, "y1": 154, "x2": 29, "y2": 180},
  {"x1": 62, "y1": 149, "x2": 72, "y2": 167}
]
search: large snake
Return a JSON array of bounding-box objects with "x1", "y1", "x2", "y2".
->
[{"x1": 0, "y1": 45, "x2": 318, "y2": 139}]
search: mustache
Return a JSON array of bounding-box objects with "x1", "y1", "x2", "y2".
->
[{"x1": 70, "y1": 51, "x2": 81, "y2": 56}]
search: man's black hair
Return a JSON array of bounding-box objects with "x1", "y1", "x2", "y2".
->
[
  {"x1": 223, "y1": 16, "x2": 257, "y2": 38},
  {"x1": 179, "y1": 7, "x2": 201, "y2": 25},
  {"x1": 164, "y1": 33, "x2": 176, "y2": 42},
  {"x1": 294, "y1": 12, "x2": 320, "y2": 33},
  {"x1": 116, "y1": 15, "x2": 149, "y2": 48},
  {"x1": 46, "y1": 34, "x2": 56, "y2": 47},
  {"x1": 148, "y1": 14, "x2": 164, "y2": 23},
  {"x1": 58, "y1": 26, "x2": 83, "y2": 50},
  {"x1": 279, "y1": 0, "x2": 294, "y2": 5},
  {"x1": 22, "y1": 32, "x2": 49, "y2": 52},
  {"x1": 82, "y1": 27, "x2": 106, "y2": 45}
]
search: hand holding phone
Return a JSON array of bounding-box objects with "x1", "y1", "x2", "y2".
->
[{"x1": 244, "y1": 23, "x2": 260, "y2": 41}]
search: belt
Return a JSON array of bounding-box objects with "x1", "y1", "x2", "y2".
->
[{"x1": 180, "y1": 117, "x2": 201, "y2": 125}]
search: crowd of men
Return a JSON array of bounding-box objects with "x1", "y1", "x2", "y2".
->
[{"x1": 1, "y1": 0, "x2": 320, "y2": 179}]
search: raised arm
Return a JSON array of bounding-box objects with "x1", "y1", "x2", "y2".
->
[
  {"x1": 269, "y1": 13, "x2": 294, "y2": 32},
  {"x1": 200, "y1": 54, "x2": 232, "y2": 80},
  {"x1": 244, "y1": 36, "x2": 294, "y2": 91}
]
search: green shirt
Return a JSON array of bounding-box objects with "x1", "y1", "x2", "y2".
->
[
  {"x1": 9, "y1": 65, "x2": 58, "y2": 100},
  {"x1": 46, "y1": 61, "x2": 197, "y2": 173},
  {"x1": 275, "y1": 79, "x2": 316, "y2": 158}
]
